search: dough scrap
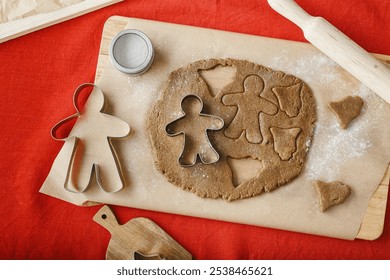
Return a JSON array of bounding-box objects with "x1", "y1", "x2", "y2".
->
[
  {"x1": 329, "y1": 96, "x2": 364, "y2": 129},
  {"x1": 270, "y1": 127, "x2": 302, "y2": 161},
  {"x1": 272, "y1": 83, "x2": 302, "y2": 117},
  {"x1": 314, "y1": 180, "x2": 352, "y2": 212},
  {"x1": 147, "y1": 59, "x2": 317, "y2": 201}
]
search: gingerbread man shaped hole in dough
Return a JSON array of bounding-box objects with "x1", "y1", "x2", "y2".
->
[
  {"x1": 222, "y1": 74, "x2": 278, "y2": 144},
  {"x1": 165, "y1": 94, "x2": 224, "y2": 167}
]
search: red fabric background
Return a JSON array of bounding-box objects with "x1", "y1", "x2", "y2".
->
[{"x1": 1, "y1": 0, "x2": 390, "y2": 260}]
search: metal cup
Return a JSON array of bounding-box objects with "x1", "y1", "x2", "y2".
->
[{"x1": 109, "y1": 29, "x2": 155, "y2": 75}]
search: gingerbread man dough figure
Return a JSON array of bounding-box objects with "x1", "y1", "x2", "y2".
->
[
  {"x1": 165, "y1": 94, "x2": 224, "y2": 167},
  {"x1": 222, "y1": 75, "x2": 278, "y2": 144}
]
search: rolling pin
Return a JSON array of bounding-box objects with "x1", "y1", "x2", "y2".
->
[{"x1": 267, "y1": 0, "x2": 390, "y2": 105}]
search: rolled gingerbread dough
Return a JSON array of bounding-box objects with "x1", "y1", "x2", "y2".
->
[{"x1": 147, "y1": 59, "x2": 316, "y2": 201}]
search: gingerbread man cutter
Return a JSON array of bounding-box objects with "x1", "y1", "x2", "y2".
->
[
  {"x1": 165, "y1": 94, "x2": 224, "y2": 167},
  {"x1": 50, "y1": 83, "x2": 130, "y2": 193}
]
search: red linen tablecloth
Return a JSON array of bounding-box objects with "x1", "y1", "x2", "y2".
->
[{"x1": 1, "y1": 0, "x2": 390, "y2": 260}]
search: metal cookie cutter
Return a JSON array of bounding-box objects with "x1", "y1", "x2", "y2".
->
[
  {"x1": 50, "y1": 83, "x2": 130, "y2": 193},
  {"x1": 109, "y1": 29, "x2": 155, "y2": 75},
  {"x1": 164, "y1": 94, "x2": 224, "y2": 167}
]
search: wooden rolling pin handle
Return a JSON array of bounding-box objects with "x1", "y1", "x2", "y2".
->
[
  {"x1": 267, "y1": 0, "x2": 311, "y2": 28},
  {"x1": 268, "y1": 0, "x2": 390, "y2": 105}
]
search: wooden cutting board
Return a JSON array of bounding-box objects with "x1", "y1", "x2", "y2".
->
[{"x1": 94, "y1": 16, "x2": 389, "y2": 240}]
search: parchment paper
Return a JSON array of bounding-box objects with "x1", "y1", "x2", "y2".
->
[
  {"x1": 0, "y1": 0, "x2": 84, "y2": 23},
  {"x1": 40, "y1": 18, "x2": 390, "y2": 240}
]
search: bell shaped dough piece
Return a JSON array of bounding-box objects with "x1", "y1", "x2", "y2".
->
[
  {"x1": 329, "y1": 96, "x2": 364, "y2": 129},
  {"x1": 314, "y1": 180, "x2": 351, "y2": 212},
  {"x1": 270, "y1": 127, "x2": 301, "y2": 161}
]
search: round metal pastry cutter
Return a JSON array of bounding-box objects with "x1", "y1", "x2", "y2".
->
[{"x1": 109, "y1": 29, "x2": 155, "y2": 75}]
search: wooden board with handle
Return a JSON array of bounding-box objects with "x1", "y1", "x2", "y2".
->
[
  {"x1": 93, "y1": 205, "x2": 192, "y2": 260},
  {"x1": 91, "y1": 16, "x2": 390, "y2": 241}
]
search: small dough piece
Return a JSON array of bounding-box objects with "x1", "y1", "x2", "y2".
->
[
  {"x1": 270, "y1": 127, "x2": 301, "y2": 161},
  {"x1": 272, "y1": 83, "x2": 302, "y2": 117},
  {"x1": 329, "y1": 96, "x2": 364, "y2": 129},
  {"x1": 314, "y1": 180, "x2": 351, "y2": 212}
]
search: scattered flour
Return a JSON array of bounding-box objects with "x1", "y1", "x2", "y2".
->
[{"x1": 270, "y1": 52, "x2": 387, "y2": 182}]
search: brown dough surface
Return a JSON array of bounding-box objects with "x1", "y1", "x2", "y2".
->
[
  {"x1": 329, "y1": 96, "x2": 364, "y2": 129},
  {"x1": 314, "y1": 180, "x2": 352, "y2": 212},
  {"x1": 147, "y1": 59, "x2": 316, "y2": 201}
]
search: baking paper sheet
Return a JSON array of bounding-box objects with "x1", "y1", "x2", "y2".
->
[{"x1": 40, "y1": 18, "x2": 390, "y2": 240}]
